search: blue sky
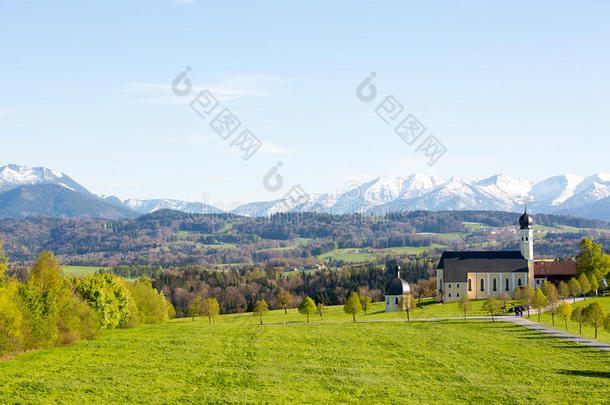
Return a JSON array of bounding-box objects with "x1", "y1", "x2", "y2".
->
[{"x1": 1, "y1": 0, "x2": 608, "y2": 204}]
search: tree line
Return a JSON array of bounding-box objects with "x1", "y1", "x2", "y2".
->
[{"x1": 0, "y1": 242, "x2": 175, "y2": 358}]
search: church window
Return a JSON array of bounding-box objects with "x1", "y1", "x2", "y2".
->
[
  {"x1": 448, "y1": 284, "x2": 451, "y2": 289},
  {"x1": 468, "y1": 279, "x2": 472, "y2": 291},
  {"x1": 395, "y1": 297, "x2": 398, "y2": 304},
  {"x1": 457, "y1": 293, "x2": 460, "y2": 297},
  {"x1": 492, "y1": 279, "x2": 497, "y2": 291},
  {"x1": 448, "y1": 293, "x2": 451, "y2": 298},
  {"x1": 505, "y1": 279, "x2": 510, "y2": 291},
  {"x1": 518, "y1": 278, "x2": 522, "y2": 287},
  {"x1": 456, "y1": 283, "x2": 460, "y2": 288},
  {"x1": 480, "y1": 279, "x2": 485, "y2": 291}
]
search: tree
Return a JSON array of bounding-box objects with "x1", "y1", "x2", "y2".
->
[
  {"x1": 316, "y1": 302, "x2": 327, "y2": 320},
  {"x1": 482, "y1": 297, "x2": 501, "y2": 322},
  {"x1": 577, "y1": 273, "x2": 591, "y2": 299},
  {"x1": 570, "y1": 306, "x2": 585, "y2": 335},
  {"x1": 359, "y1": 295, "x2": 372, "y2": 315},
  {"x1": 568, "y1": 278, "x2": 581, "y2": 303},
  {"x1": 277, "y1": 290, "x2": 293, "y2": 315},
  {"x1": 253, "y1": 300, "x2": 268, "y2": 325},
  {"x1": 498, "y1": 292, "x2": 511, "y2": 312},
  {"x1": 0, "y1": 240, "x2": 8, "y2": 283},
  {"x1": 557, "y1": 301, "x2": 572, "y2": 331},
  {"x1": 517, "y1": 285, "x2": 535, "y2": 317},
  {"x1": 583, "y1": 302, "x2": 607, "y2": 339},
  {"x1": 557, "y1": 281, "x2": 569, "y2": 299},
  {"x1": 587, "y1": 273, "x2": 599, "y2": 297},
  {"x1": 576, "y1": 238, "x2": 610, "y2": 279},
  {"x1": 298, "y1": 296, "x2": 317, "y2": 323},
  {"x1": 343, "y1": 292, "x2": 362, "y2": 323},
  {"x1": 201, "y1": 297, "x2": 220, "y2": 325},
  {"x1": 531, "y1": 289, "x2": 548, "y2": 322},
  {"x1": 398, "y1": 294, "x2": 414, "y2": 321},
  {"x1": 188, "y1": 295, "x2": 203, "y2": 321},
  {"x1": 457, "y1": 295, "x2": 472, "y2": 319},
  {"x1": 541, "y1": 281, "x2": 559, "y2": 326}
]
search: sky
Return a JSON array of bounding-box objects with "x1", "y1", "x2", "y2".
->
[{"x1": 0, "y1": 0, "x2": 609, "y2": 206}]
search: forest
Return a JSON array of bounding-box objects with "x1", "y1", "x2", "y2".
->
[{"x1": 0, "y1": 210, "x2": 608, "y2": 269}]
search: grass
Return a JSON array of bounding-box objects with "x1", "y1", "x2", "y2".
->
[
  {"x1": 1, "y1": 301, "x2": 608, "y2": 404},
  {"x1": 60, "y1": 265, "x2": 107, "y2": 277},
  {"x1": 319, "y1": 244, "x2": 446, "y2": 263},
  {"x1": 319, "y1": 248, "x2": 377, "y2": 263},
  {"x1": 527, "y1": 296, "x2": 610, "y2": 344}
]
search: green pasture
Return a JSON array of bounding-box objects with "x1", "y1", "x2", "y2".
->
[{"x1": 1, "y1": 300, "x2": 608, "y2": 404}]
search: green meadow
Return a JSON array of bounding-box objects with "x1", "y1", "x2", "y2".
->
[
  {"x1": 1, "y1": 301, "x2": 609, "y2": 404},
  {"x1": 60, "y1": 265, "x2": 107, "y2": 277}
]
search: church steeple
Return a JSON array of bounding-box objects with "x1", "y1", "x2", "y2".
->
[{"x1": 519, "y1": 205, "x2": 534, "y2": 261}]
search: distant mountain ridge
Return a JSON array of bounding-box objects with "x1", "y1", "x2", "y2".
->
[{"x1": 0, "y1": 164, "x2": 608, "y2": 221}]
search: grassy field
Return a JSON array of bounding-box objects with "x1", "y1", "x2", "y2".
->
[
  {"x1": 1, "y1": 301, "x2": 609, "y2": 403},
  {"x1": 60, "y1": 265, "x2": 107, "y2": 277},
  {"x1": 527, "y1": 297, "x2": 610, "y2": 344}
]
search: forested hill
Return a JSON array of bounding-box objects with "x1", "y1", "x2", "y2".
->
[{"x1": 0, "y1": 210, "x2": 608, "y2": 266}]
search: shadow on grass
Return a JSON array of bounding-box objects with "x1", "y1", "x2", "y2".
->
[{"x1": 558, "y1": 369, "x2": 610, "y2": 378}]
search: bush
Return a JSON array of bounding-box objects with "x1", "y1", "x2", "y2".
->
[
  {"x1": 0, "y1": 279, "x2": 25, "y2": 356},
  {"x1": 73, "y1": 273, "x2": 133, "y2": 329},
  {"x1": 126, "y1": 276, "x2": 170, "y2": 325}
]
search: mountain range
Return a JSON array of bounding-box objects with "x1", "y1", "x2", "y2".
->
[{"x1": 0, "y1": 164, "x2": 609, "y2": 221}]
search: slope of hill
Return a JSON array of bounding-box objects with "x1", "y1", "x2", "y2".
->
[
  {"x1": 0, "y1": 210, "x2": 607, "y2": 266},
  {"x1": 0, "y1": 184, "x2": 137, "y2": 220}
]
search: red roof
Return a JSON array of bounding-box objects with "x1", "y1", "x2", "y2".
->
[{"x1": 534, "y1": 261, "x2": 577, "y2": 277}]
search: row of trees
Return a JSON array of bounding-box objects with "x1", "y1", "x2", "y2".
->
[
  {"x1": 0, "y1": 243, "x2": 175, "y2": 358},
  {"x1": 457, "y1": 280, "x2": 609, "y2": 339}
]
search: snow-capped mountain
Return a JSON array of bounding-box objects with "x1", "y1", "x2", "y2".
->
[
  {"x1": 0, "y1": 164, "x2": 609, "y2": 221},
  {"x1": 122, "y1": 198, "x2": 222, "y2": 215},
  {"x1": 230, "y1": 174, "x2": 610, "y2": 221},
  {"x1": 0, "y1": 164, "x2": 91, "y2": 195}
]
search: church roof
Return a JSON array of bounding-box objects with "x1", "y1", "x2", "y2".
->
[
  {"x1": 385, "y1": 277, "x2": 410, "y2": 296},
  {"x1": 534, "y1": 261, "x2": 577, "y2": 277},
  {"x1": 438, "y1": 251, "x2": 528, "y2": 282}
]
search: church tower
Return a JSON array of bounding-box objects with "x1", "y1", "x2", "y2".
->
[{"x1": 518, "y1": 206, "x2": 534, "y2": 262}]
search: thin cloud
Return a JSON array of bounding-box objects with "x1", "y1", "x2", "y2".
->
[
  {"x1": 124, "y1": 73, "x2": 283, "y2": 104},
  {"x1": 260, "y1": 141, "x2": 294, "y2": 155}
]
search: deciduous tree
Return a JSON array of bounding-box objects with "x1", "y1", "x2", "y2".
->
[
  {"x1": 457, "y1": 295, "x2": 471, "y2": 319},
  {"x1": 583, "y1": 302, "x2": 607, "y2": 339},
  {"x1": 568, "y1": 278, "x2": 581, "y2": 303},
  {"x1": 570, "y1": 306, "x2": 585, "y2": 334},
  {"x1": 316, "y1": 302, "x2": 327, "y2": 320},
  {"x1": 557, "y1": 301, "x2": 572, "y2": 331},
  {"x1": 577, "y1": 274, "x2": 591, "y2": 299},
  {"x1": 531, "y1": 289, "x2": 548, "y2": 322},
  {"x1": 253, "y1": 299, "x2": 269, "y2": 325},
  {"x1": 277, "y1": 289, "x2": 293, "y2": 315},
  {"x1": 482, "y1": 297, "x2": 501, "y2": 322},
  {"x1": 202, "y1": 297, "x2": 220, "y2": 325},
  {"x1": 398, "y1": 294, "x2": 414, "y2": 321},
  {"x1": 517, "y1": 285, "x2": 535, "y2": 317},
  {"x1": 541, "y1": 281, "x2": 559, "y2": 326},
  {"x1": 298, "y1": 296, "x2": 316, "y2": 323},
  {"x1": 359, "y1": 295, "x2": 372, "y2": 315},
  {"x1": 343, "y1": 292, "x2": 362, "y2": 323},
  {"x1": 557, "y1": 281, "x2": 569, "y2": 299}
]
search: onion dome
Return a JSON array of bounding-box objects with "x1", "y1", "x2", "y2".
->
[
  {"x1": 519, "y1": 208, "x2": 533, "y2": 229},
  {"x1": 385, "y1": 275, "x2": 410, "y2": 296}
]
